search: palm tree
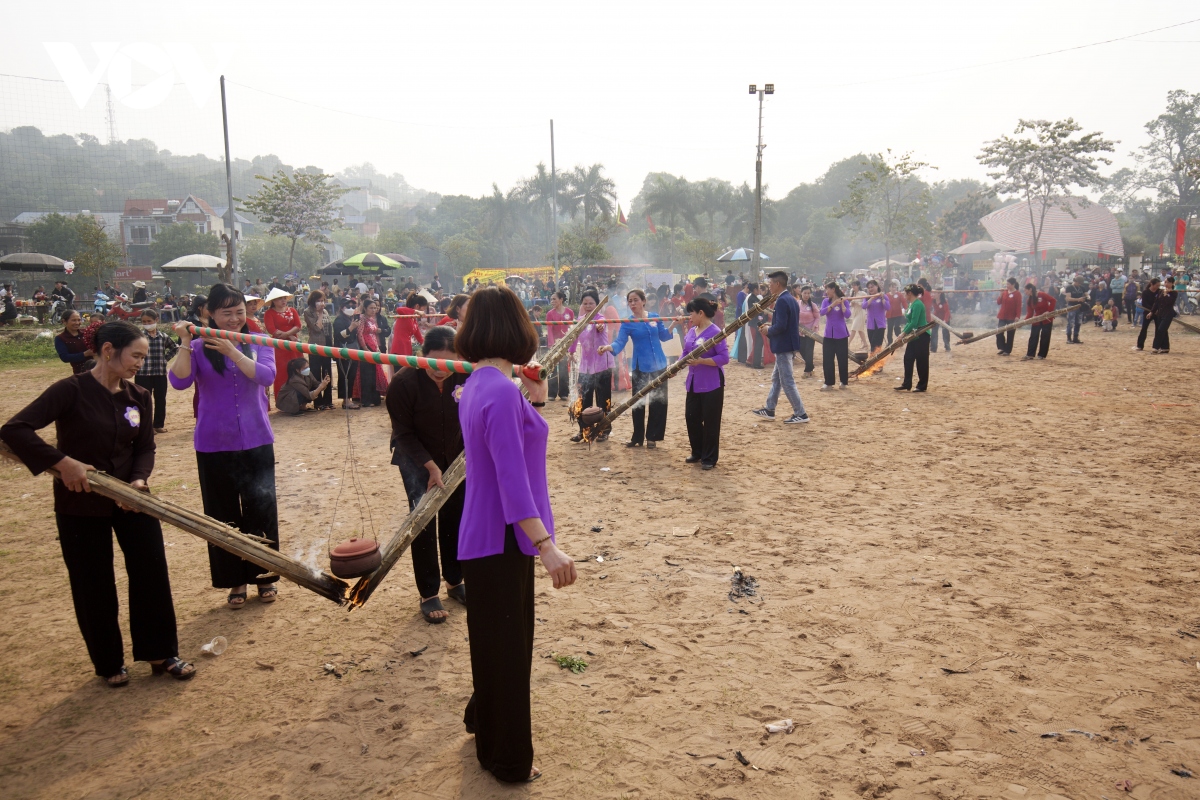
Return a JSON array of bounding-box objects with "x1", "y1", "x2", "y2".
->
[
  {"x1": 695, "y1": 178, "x2": 734, "y2": 243},
  {"x1": 643, "y1": 174, "x2": 699, "y2": 268},
  {"x1": 726, "y1": 182, "x2": 777, "y2": 245},
  {"x1": 564, "y1": 163, "x2": 617, "y2": 235},
  {"x1": 485, "y1": 183, "x2": 523, "y2": 270},
  {"x1": 517, "y1": 162, "x2": 558, "y2": 260}
]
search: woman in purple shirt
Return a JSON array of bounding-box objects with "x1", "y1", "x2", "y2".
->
[
  {"x1": 862, "y1": 279, "x2": 891, "y2": 354},
  {"x1": 820, "y1": 282, "x2": 852, "y2": 389},
  {"x1": 682, "y1": 295, "x2": 729, "y2": 470},
  {"x1": 454, "y1": 286, "x2": 577, "y2": 784},
  {"x1": 171, "y1": 283, "x2": 280, "y2": 609},
  {"x1": 568, "y1": 289, "x2": 613, "y2": 443}
]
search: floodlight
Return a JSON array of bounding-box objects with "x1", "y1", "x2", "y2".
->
[
  {"x1": 748, "y1": 84, "x2": 756, "y2": 94},
  {"x1": 765, "y1": 84, "x2": 774, "y2": 94}
]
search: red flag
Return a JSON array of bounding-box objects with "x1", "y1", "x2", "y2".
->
[
  {"x1": 961, "y1": 230, "x2": 968, "y2": 245},
  {"x1": 1159, "y1": 243, "x2": 1164, "y2": 257},
  {"x1": 1176, "y1": 218, "x2": 1188, "y2": 255},
  {"x1": 646, "y1": 214, "x2": 657, "y2": 234},
  {"x1": 1041, "y1": 250, "x2": 1047, "y2": 261}
]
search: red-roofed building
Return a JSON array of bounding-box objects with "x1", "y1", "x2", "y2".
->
[{"x1": 120, "y1": 196, "x2": 224, "y2": 266}]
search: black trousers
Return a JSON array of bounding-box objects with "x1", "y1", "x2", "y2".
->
[
  {"x1": 134, "y1": 374, "x2": 169, "y2": 429},
  {"x1": 1152, "y1": 315, "x2": 1173, "y2": 351},
  {"x1": 462, "y1": 526, "x2": 535, "y2": 783},
  {"x1": 736, "y1": 330, "x2": 747, "y2": 363},
  {"x1": 195, "y1": 444, "x2": 280, "y2": 588},
  {"x1": 996, "y1": 319, "x2": 1016, "y2": 353},
  {"x1": 397, "y1": 456, "x2": 464, "y2": 599},
  {"x1": 685, "y1": 387, "x2": 724, "y2": 466},
  {"x1": 929, "y1": 325, "x2": 951, "y2": 352},
  {"x1": 749, "y1": 327, "x2": 764, "y2": 368},
  {"x1": 886, "y1": 317, "x2": 904, "y2": 344},
  {"x1": 867, "y1": 326, "x2": 885, "y2": 351},
  {"x1": 337, "y1": 360, "x2": 358, "y2": 400},
  {"x1": 1137, "y1": 315, "x2": 1154, "y2": 349},
  {"x1": 56, "y1": 510, "x2": 179, "y2": 676},
  {"x1": 797, "y1": 337, "x2": 815, "y2": 374},
  {"x1": 901, "y1": 332, "x2": 930, "y2": 390},
  {"x1": 357, "y1": 363, "x2": 381, "y2": 406},
  {"x1": 822, "y1": 336, "x2": 849, "y2": 386},
  {"x1": 310, "y1": 353, "x2": 333, "y2": 408},
  {"x1": 579, "y1": 369, "x2": 612, "y2": 418},
  {"x1": 1026, "y1": 323, "x2": 1052, "y2": 358},
  {"x1": 547, "y1": 359, "x2": 570, "y2": 400},
  {"x1": 630, "y1": 368, "x2": 667, "y2": 443}
]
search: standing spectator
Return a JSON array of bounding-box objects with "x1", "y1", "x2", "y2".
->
[
  {"x1": 752, "y1": 272, "x2": 809, "y2": 423},
  {"x1": 598, "y1": 290, "x2": 673, "y2": 449},
  {"x1": 847, "y1": 282, "x2": 869, "y2": 354},
  {"x1": 895, "y1": 284, "x2": 930, "y2": 392},
  {"x1": 135, "y1": 309, "x2": 178, "y2": 433},
  {"x1": 1151, "y1": 276, "x2": 1178, "y2": 354},
  {"x1": 995, "y1": 277, "x2": 1022, "y2": 356},
  {"x1": 568, "y1": 291, "x2": 613, "y2": 443},
  {"x1": 354, "y1": 298, "x2": 388, "y2": 407},
  {"x1": 544, "y1": 292, "x2": 575, "y2": 400},
  {"x1": 263, "y1": 287, "x2": 301, "y2": 402},
  {"x1": 682, "y1": 294, "x2": 730, "y2": 468},
  {"x1": 54, "y1": 310, "x2": 92, "y2": 374},
  {"x1": 389, "y1": 293, "x2": 428, "y2": 357},
  {"x1": 884, "y1": 281, "x2": 906, "y2": 344},
  {"x1": 927, "y1": 290, "x2": 952, "y2": 353},
  {"x1": 1063, "y1": 276, "x2": 1089, "y2": 344},
  {"x1": 438, "y1": 294, "x2": 468, "y2": 328},
  {"x1": 796, "y1": 285, "x2": 820, "y2": 378},
  {"x1": 333, "y1": 298, "x2": 361, "y2": 408},
  {"x1": 819, "y1": 282, "x2": 852, "y2": 390},
  {"x1": 132, "y1": 281, "x2": 148, "y2": 304},
  {"x1": 302, "y1": 290, "x2": 334, "y2": 410},
  {"x1": 1022, "y1": 283, "x2": 1057, "y2": 361}
]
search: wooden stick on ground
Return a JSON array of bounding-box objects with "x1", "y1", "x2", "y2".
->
[
  {"x1": 0, "y1": 442, "x2": 349, "y2": 604},
  {"x1": 1171, "y1": 316, "x2": 1200, "y2": 336},
  {"x1": 955, "y1": 305, "x2": 1079, "y2": 345},
  {"x1": 347, "y1": 295, "x2": 610, "y2": 608},
  {"x1": 851, "y1": 322, "x2": 935, "y2": 377},
  {"x1": 594, "y1": 292, "x2": 782, "y2": 432}
]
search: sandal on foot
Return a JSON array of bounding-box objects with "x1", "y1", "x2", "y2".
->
[
  {"x1": 151, "y1": 657, "x2": 196, "y2": 680},
  {"x1": 420, "y1": 596, "x2": 447, "y2": 624},
  {"x1": 526, "y1": 767, "x2": 542, "y2": 782},
  {"x1": 104, "y1": 667, "x2": 129, "y2": 688},
  {"x1": 226, "y1": 591, "x2": 247, "y2": 609},
  {"x1": 447, "y1": 583, "x2": 466, "y2": 606},
  {"x1": 257, "y1": 585, "x2": 278, "y2": 603}
]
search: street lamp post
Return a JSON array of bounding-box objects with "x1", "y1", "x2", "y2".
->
[{"x1": 748, "y1": 83, "x2": 774, "y2": 279}]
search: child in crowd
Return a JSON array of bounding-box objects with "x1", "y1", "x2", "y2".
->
[
  {"x1": 1102, "y1": 303, "x2": 1114, "y2": 331},
  {"x1": 1092, "y1": 301, "x2": 1104, "y2": 326}
]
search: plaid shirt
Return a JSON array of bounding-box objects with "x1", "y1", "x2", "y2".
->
[{"x1": 141, "y1": 331, "x2": 179, "y2": 377}]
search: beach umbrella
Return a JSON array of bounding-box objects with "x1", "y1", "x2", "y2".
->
[
  {"x1": 380, "y1": 253, "x2": 421, "y2": 269},
  {"x1": 343, "y1": 252, "x2": 401, "y2": 271},
  {"x1": 716, "y1": 248, "x2": 769, "y2": 262},
  {"x1": 160, "y1": 253, "x2": 224, "y2": 271},
  {"x1": 0, "y1": 252, "x2": 67, "y2": 272},
  {"x1": 949, "y1": 240, "x2": 1014, "y2": 256}
]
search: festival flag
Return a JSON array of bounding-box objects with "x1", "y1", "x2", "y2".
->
[
  {"x1": 1175, "y1": 218, "x2": 1188, "y2": 255},
  {"x1": 1160, "y1": 242, "x2": 1165, "y2": 257},
  {"x1": 646, "y1": 214, "x2": 657, "y2": 234},
  {"x1": 961, "y1": 230, "x2": 968, "y2": 245},
  {"x1": 617, "y1": 205, "x2": 628, "y2": 228},
  {"x1": 1041, "y1": 250, "x2": 1047, "y2": 261}
]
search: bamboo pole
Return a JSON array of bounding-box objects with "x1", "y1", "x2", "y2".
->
[
  {"x1": 184, "y1": 325, "x2": 546, "y2": 380},
  {"x1": 955, "y1": 305, "x2": 1079, "y2": 345},
  {"x1": 347, "y1": 295, "x2": 610, "y2": 608},
  {"x1": 851, "y1": 322, "x2": 935, "y2": 377},
  {"x1": 1170, "y1": 316, "x2": 1200, "y2": 336},
  {"x1": 593, "y1": 291, "x2": 782, "y2": 433},
  {"x1": 0, "y1": 442, "x2": 350, "y2": 604},
  {"x1": 929, "y1": 313, "x2": 970, "y2": 340}
]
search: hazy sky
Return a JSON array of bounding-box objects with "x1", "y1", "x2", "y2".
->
[{"x1": 2, "y1": 1, "x2": 1198, "y2": 205}]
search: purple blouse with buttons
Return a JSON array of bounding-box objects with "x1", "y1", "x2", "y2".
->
[
  {"x1": 168, "y1": 338, "x2": 276, "y2": 453},
  {"x1": 820, "y1": 297, "x2": 852, "y2": 339}
]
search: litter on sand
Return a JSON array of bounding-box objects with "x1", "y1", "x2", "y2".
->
[
  {"x1": 729, "y1": 568, "x2": 759, "y2": 601},
  {"x1": 765, "y1": 719, "x2": 794, "y2": 734}
]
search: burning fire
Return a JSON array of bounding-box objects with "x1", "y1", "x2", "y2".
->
[
  {"x1": 569, "y1": 397, "x2": 583, "y2": 422},
  {"x1": 857, "y1": 352, "x2": 893, "y2": 378},
  {"x1": 578, "y1": 398, "x2": 612, "y2": 444}
]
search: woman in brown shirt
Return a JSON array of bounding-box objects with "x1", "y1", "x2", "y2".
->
[
  {"x1": 303, "y1": 290, "x2": 334, "y2": 410},
  {"x1": 0, "y1": 321, "x2": 194, "y2": 687}
]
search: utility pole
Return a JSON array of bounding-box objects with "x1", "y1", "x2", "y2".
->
[
  {"x1": 220, "y1": 76, "x2": 238, "y2": 284},
  {"x1": 551, "y1": 120, "x2": 559, "y2": 281},
  {"x1": 104, "y1": 84, "x2": 118, "y2": 145},
  {"x1": 748, "y1": 83, "x2": 774, "y2": 279}
]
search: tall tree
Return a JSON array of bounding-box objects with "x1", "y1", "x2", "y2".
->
[
  {"x1": 643, "y1": 174, "x2": 698, "y2": 267},
  {"x1": 564, "y1": 164, "x2": 617, "y2": 235},
  {"x1": 73, "y1": 217, "x2": 124, "y2": 288},
  {"x1": 695, "y1": 179, "x2": 734, "y2": 243},
  {"x1": 933, "y1": 192, "x2": 996, "y2": 250},
  {"x1": 977, "y1": 119, "x2": 1115, "y2": 253},
  {"x1": 835, "y1": 150, "x2": 935, "y2": 281},
  {"x1": 149, "y1": 223, "x2": 220, "y2": 267},
  {"x1": 1134, "y1": 90, "x2": 1200, "y2": 214},
  {"x1": 240, "y1": 168, "x2": 347, "y2": 272},
  {"x1": 517, "y1": 162, "x2": 558, "y2": 259},
  {"x1": 26, "y1": 213, "x2": 85, "y2": 260},
  {"x1": 485, "y1": 183, "x2": 523, "y2": 270}
]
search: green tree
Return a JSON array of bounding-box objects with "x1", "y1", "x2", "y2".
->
[
  {"x1": 695, "y1": 179, "x2": 734, "y2": 243},
  {"x1": 678, "y1": 235, "x2": 722, "y2": 277},
  {"x1": 240, "y1": 169, "x2": 348, "y2": 272},
  {"x1": 1134, "y1": 90, "x2": 1200, "y2": 213},
  {"x1": 836, "y1": 151, "x2": 935, "y2": 281},
  {"x1": 485, "y1": 183, "x2": 523, "y2": 270},
  {"x1": 239, "y1": 235, "x2": 322, "y2": 279},
  {"x1": 933, "y1": 192, "x2": 996, "y2": 250},
  {"x1": 977, "y1": 119, "x2": 1115, "y2": 253},
  {"x1": 642, "y1": 174, "x2": 698, "y2": 268},
  {"x1": 149, "y1": 222, "x2": 220, "y2": 267},
  {"x1": 73, "y1": 217, "x2": 123, "y2": 287},
  {"x1": 563, "y1": 164, "x2": 617, "y2": 235},
  {"x1": 439, "y1": 234, "x2": 481, "y2": 281},
  {"x1": 26, "y1": 213, "x2": 85, "y2": 259},
  {"x1": 517, "y1": 162, "x2": 559, "y2": 261}
]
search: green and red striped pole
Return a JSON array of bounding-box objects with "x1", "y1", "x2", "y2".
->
[{"x1": 184, "y1": 325, "x2": 545, "y2": 380}]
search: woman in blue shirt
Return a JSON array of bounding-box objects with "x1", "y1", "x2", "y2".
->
[{"x1": 599, "y1": 289, "x2": 673, "y2": 448}]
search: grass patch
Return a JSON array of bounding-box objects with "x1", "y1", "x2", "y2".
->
[
  {"x1": 552, "y1": 653, "x2": 588, "y2": 674},
  {"x1": 0, "y1": 334, "x2": 58, "y2": 368}
]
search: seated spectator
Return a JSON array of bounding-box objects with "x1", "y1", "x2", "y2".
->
[{"x1": 276, "y1": 357, "x2": 331, "y2": 416}]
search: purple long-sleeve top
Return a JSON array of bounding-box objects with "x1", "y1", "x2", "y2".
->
[
  {"x1": 861, "y1": 293, "x2": 891, "y2": 329},
  {"x1": 682, "y1": 323, "x2": 729, "y2": 393},
  {"x1": 457, "y1": 366, "x2": 554, "y2": 560},
  {"x1": 570, "y1": 321, "x2": 614, "y2": 374},
  {"x1": 820, "y1": 297, "x2": 851, "y2": 339},
  {"x1": 168, "y1": 338, "x2": 276, "y2": 453}
]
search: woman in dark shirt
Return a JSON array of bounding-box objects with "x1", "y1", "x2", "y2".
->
[
  {"x1": 1151, "y1": 277, "x2": 1178, "y2": 354},
  {"x1": 385, "y1": 326, "x2": 468, "y2": 624},
  {"x1": 54, "y1": 309, "x2": 91, "y2": 374},
  {"x1": 0, "y1": 321, "x2": 194, "y2": 687}
]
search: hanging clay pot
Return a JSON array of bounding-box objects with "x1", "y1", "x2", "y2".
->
[
  {"x1": 330, "y1": 538, "x2": 381, "y2": 579},
  {"x1": 581, "y1": 406, "x2": 605, "y2": 428}
]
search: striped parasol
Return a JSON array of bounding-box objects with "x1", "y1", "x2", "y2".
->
[{"x1": 980, "y1": 198, "x2": 1123, "y2": 256}]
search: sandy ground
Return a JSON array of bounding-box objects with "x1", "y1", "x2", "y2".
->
[{"x1": 0, "y1": 316, "x2": 1198, "y2": 800}]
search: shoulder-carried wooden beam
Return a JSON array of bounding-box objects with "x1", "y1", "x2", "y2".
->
[{"x1": 955, "y1": 305, "x2": 1078, "y2": 345}]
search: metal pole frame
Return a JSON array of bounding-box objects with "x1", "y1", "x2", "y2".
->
[{"x1": 220, "y1": 76, "x2": 238, "y2": 283}]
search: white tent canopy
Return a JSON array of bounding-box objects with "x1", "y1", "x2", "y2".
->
[
  {"x1": 980, "y1": 198, "x2": 1124, "y2": 256},
  {"x1": 160, "y1": 254, "x2": 225, "y2": 271}
]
